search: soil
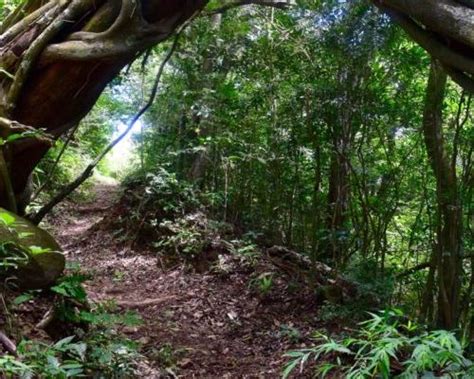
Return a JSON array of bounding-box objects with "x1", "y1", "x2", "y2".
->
[{"x1": 45, "y1": 178, "x2": 328, "y2": 378}]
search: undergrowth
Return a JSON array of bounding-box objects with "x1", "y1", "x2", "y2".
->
[
  {"x1": 1, "y1": 270, "x2": 142, "y2": 378},
  {"x1": 283, "y1": 309, "x2": 474, "y2": 379},
  {"x1": 109, "y1": 169, "x2": 236, "y2": 264}
]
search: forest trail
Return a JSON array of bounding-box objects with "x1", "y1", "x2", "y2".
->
[{"x1": 47, "y1": 178, "x2": 317, "y2": 378}]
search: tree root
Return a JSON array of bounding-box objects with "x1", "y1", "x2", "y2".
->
[
  {"x1": 36, "y1": 307, "x2": 55, "y2": 330},
  {"x1": 0, "y1": 331, "x2": 16, "y2": 355},
  {"x1": 116, "y1": 296, "x2": 177, "y2": 309}
]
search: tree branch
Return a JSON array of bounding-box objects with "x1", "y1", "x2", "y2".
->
[
  {"x1": 0, "y1": 117, "x2": 53, "y2": 145},
  {"x1": 6, "y1": 0, "x2": 97, "y2": 114},
  {"x1": 443, "y1": 66, "x2": 474, "y2": 94},
  {"x1": 383, "y1": 6, "x2": 474, "y2": 78},
  {"x1": 28, "y1": 24, "x2": 187, "y2": 224},
  {"x1": 207, "y1": 0, "x2": 293, "y2": 15},
  {"x1": 397, "y1": 262, "x2": 432, "y2": 279},
  {"x1": 40, "y1": 3, "x2": 182, "y2": 64},
  {"x1": 375, "y1": 0, "x2": 474, "y2": 50},
  {"x1": 0, "y1": 1, "x2": 56, "y2": 47},
  {"x1": 30, "y1": 123, "x2": 80, "y2": 203}
]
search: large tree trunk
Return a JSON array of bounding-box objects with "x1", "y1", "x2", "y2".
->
[
  {"x1": 422, "y1": 60, "x2": 463, "y2": 330},
  {"x1": 0, "y1": 0, "x2": 207, "y2": 211},
  {"x1": 374, "y1": 0, "x2": 474, "y2": 92}
]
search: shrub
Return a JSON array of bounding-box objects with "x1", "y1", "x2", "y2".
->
[
  {"x1": 283, "y1": 309, "x2": 474, "y2": 378},
  {"x1": 0, "y1": 270, "x2": 142, "y2": 378},
  {"x1": 0, "y1": 332, "x2": 140, "y2": 378}
]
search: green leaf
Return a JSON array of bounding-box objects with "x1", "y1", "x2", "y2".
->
[
  {"x1": 28, "y1": 246, "x2": 52, "y2": 255},
  {"x1": 6, "y1": 133, "x2": 25, "y2": 143},
  {"x1": 18, "y1": 232, "x2": 34, "y2": 239},
  {"x1": 54, "y1": 336, "x2": 76, "y2": 349},
  {"x1": 282, "y1": 358, "x2": 300, "y2": 379},
  {"x1": 0, "y1": 212, "x2": 15, "y2": 226},
  {"x1": 317, "y1": 363, "x2": 337, "y2": 378},
  {"x1": 13, "y1": 293, "x2": 34, "y2": 305}
]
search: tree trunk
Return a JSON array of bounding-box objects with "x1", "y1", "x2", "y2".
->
[
  {"x1": 0, "y1": 0, "x2": 207, "y2": 211},
  {"x1": 188, "y1": 13, "x2": 222, "y2": 184},
  {"x1": 325, "y1": 132, "x2": 351, "y2": 264},
  {"x1": 373, "y1": 0, "x2": 474, "y2": 92},
  {"x1": 422, "y1": 60, "x2": 463, "y2": 330}
]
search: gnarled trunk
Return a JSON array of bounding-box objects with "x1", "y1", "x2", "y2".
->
[{"x1": 0, "y1": 0, "x2": 207, "y2": 211}]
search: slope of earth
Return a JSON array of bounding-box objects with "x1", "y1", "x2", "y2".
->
[{"x1": 46, "y1": 178, "x2": 332, "y2": 378}]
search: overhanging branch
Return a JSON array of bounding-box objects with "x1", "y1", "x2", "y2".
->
[
  {"x1": 207, "y1": 0, "x2": 293, "y2": 15},
  {"x1": 29, "y1": 22, "x2": 188, "y2": 224},
  {"x1": 379, "y1": 4, "x2": 474, "y2": 92},
  {"x1": 6, "y1": 0, "x2": 97, "y2": 114}
]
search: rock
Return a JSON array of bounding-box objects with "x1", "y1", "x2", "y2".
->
[
  {"x1": 0, "y1": 208, "x2": 64, "y2": 289},
  {"x1": 0, "y1": 208, "x2": 60, "y2": 251},
  {"x1": 15, "y1": 252, "x2": 66, "y2": 290}
]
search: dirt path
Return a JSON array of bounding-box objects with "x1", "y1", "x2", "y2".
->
[{"x1": 48, "y1": 178, "x2": 318, "y2": 378}]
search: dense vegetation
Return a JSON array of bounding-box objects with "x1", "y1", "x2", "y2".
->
[
  {"x1": 130, "y1": 2, "x2": 472, "y2": 330},
  {"x1": 0, "y1": 0, "x2": 473, "y2": 377}
]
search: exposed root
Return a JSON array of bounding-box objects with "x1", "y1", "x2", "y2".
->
[
  {"x1": 0, "y1": 331, "x2": 16, "y2": 355},
  {"x1": 36, "y1": 307, "x2": 55, "y2": 330},
  {"x1": 116, "y1": 296, "x2": 177, "y2": 309}
]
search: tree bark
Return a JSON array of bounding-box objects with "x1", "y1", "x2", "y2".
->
[
  {"x1": 325, "y1": 129, "x2": 351, "y2": 265},
  {"x1": 374, "y1": 0, "x2": 474, "y2": 92},
  {"x1": 422, "y1": 60, "x2": 463, "y2": 330},
  {"x1": 0, "y1": 0, "x2": 207, "y2": 210}
]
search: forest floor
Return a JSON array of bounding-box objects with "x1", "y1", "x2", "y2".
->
[{"x1": 46, "y1": 178, "x2": 329, "y2": 378}]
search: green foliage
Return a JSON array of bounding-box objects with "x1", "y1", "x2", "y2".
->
[
  {"x1": 31, "y1": 91, "x2": 119, "y2": 206},
  {"x1": 249, "y1": 272, "x2": 274, "y2": 296},
  {"x1": 155, "y1": 216, "x2": 207, "y2": 258},
  {"x1": 0, "y1": 0, "x2": 21, "y2": 21},
  {"x1": 79, "y1": 306, "x2": 142, "y2": 329},
  {"x1": 139, "y1": 168, "x2": 201, "y2": 214},
  {"x1": 0, "y1": 130, "x2": 49, "y2": 147},
  {"x1": 122, "y1": 0, "x2": 472, "y2": 332},
  {"x1": 0, "y1": 332, "x2": 140, "y2": 378},
  {"x1": 283, "y1": 310, "x2": 474, "y2": 378},
  {"x1": 0, "y1": 212, "x2": 32, "y2": 273},
  {"x1": 0, "y1": 272, "x2": 142, "y2": 378},
  {"x1": 79, "y1": 330, "x2": 140, "y2": 377},
  {"x1": 344, "y1": 258, "x2": 395, "y2": 304},
  {"x1": 279, "y1": 325, "x2": 302, "y2": 344},
  {"x1": 116, "y1": 168, "x2": 229, "y2": 260},
  {"x1": 51, "y1": 273, "x2": 89, "y2": 303},
  {"x1": 121, "y1": 168, "x2": 200, "y2": 224},
  {"x1": 0, "y1": 211, "x2": 15, "y2": 227},
  {"x1": 6, "y1": 4, "x2": 472, "y2": 374},
  {"x1": 0, "y1": 241, "x2": 29, "y2": 273},
  {"x1": 51, "y1": 271, "x2": 142, "y2": 329},
  {"x1": 149, "y1": 343, "x2": 179, "y2": 370},
  {"x1": 232, "y1": 240, "x2": 262, "y2": 267}
]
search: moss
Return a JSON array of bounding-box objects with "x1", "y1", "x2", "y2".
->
[{"x1": 0, "y1": 208, "x2": 64, "y2": 289}]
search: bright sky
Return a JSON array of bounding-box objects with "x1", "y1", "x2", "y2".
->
[{"x1": 107, "y1": 120, "x2": 143, "y2": 174}]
